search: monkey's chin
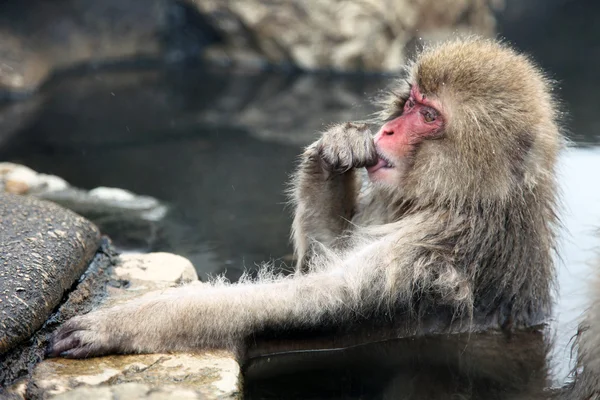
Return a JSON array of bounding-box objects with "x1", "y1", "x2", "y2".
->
[
  {"x1": 367, "y1": 160, "x2": 407, "y2": 186},
  {"x1": 367, "y1": 166, "x2": 399, "y2": 184}
]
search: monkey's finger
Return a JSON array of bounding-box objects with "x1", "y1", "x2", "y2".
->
[
  {"x1": 52, "y1": 321, "x2": 83, "y2": 341},
  {"x1": 46, "y1": 334, "x2": 82, "y2": 357},
  {"x1": 59, "y1": 343, "x2": 100, "y2": 359},
  {"x1": 357, "y1": 144, "x2": 379, "y2": 168},
  {"x1": 365, "y1": 142, "x2": 379, "y2": 167}
]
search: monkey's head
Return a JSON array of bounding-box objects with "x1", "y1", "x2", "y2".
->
[{"x1": 369, "y1": 37, "x2": 563, "y2": 206}]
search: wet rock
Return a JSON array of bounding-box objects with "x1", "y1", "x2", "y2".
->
[
  {"x1": 0, "y1": 163, "x2": 69, "y2": 195},
  {"x1": 30, "y1": 352, "x2": 240, "y2": 400},
  {"x1": 0, "y1": 193, "x2": 101, "y2": 354},
  {"x1": 1, "y1": 240, "x2": 115, "y2": 388},
  {"x1": 26, "y1": 252, "x2": 239, "y2": 399},
  {"x1": 0, "y1": 163, "x2": 168, "y2": 252},
  {"x1": 40, "y1": 187, "x2": 168, "y2": 223},
  {"x1": 116, "y1": 253, "x2": 197, "y2": 284},
  {"x1": 93, "y1": 252, "x2": 203, "y2": 308},
  {"x1": 0, "y1": 163, "x2": 166, "y2": 219}
]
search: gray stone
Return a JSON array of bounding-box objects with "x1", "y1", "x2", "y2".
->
[{"x1": 0, "y1": 193, "x2": 101, "y2": 354}]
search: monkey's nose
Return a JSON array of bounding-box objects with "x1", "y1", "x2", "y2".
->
[{"x1": 374, "y1": 128, "x2": 392, "y2": 143}]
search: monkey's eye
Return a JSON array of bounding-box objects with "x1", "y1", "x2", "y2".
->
[
  {"x1": 421, "y1": 108, "x2": 438, "y2": 123},
  {"x1": 405, "y1": 98, "x2": 415, "y2": 109}
]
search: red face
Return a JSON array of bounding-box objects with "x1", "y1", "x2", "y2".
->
[{"x1": 367, "y1": 86, "x2": 445, "y2": 184}]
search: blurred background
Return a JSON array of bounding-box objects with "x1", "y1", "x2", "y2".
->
[{"x1": 0, "y1": 0, "x2": 598, "y2": 390}]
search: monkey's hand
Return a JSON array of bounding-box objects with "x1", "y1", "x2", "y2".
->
[
  {"x1": 315, "y1": 122, "x2": 378, "y2": 174},
  {"x1": 47, "y1": 311, "x2": 121, "y2": 358},
  {"x1": 47, "y1": 293, "x2": 177, "y2": 358},
  {"x1": 47, "y1": 289, "x2": 222, "y2": 358}
]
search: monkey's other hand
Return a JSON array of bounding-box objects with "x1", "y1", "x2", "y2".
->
[
  {"x1": 47, "y1": 312, "x2": 122, "y2": 358},
  {"x1": 317, "y1": 122, "x2": 378, "y2": 174}
]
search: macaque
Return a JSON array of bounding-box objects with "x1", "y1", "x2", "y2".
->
[{"x1": 48, "y1": 37, "x2": 563, "y2": 361}]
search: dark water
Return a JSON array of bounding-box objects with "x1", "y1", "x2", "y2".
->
[
  {"x1": 0, "y1": 68, "x2": 389, "y2": 282},
  {"x1": 1, "y1": 1, "x2": 600, "y2": 397}
]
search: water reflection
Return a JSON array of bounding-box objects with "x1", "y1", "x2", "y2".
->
[
  {"x1": 0, "y1": 68, "x2": 386, "y2": 281},
  {"x1": 244, "y1": 331, "x2": 550, "y2": 399}
]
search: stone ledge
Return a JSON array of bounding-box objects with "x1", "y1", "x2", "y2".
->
[
  {"x1": 31, "y1": 352, "x2": 240, "y2": 400},
  {"x1": 25, "y1": 252, "x2": 241, "y2": 400}
]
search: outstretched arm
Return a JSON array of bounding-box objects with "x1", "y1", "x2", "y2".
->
[
  {"x1": 50, "y1": 268, "x2": 359, "y2": 358},
  {"x1": 291, "y1": 122, "x2": 377, "y2": 273},
  {"x1": 48, "y1": 216, "x2": 471, "y2": 359}
]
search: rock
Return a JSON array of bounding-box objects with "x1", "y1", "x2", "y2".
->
[
  {"x1": 1, "y1": 240, "x2": 115, "y2": 388},
  {"x1": 195, "y1": 0, "x2": 501, "y2": 72},
  {"x1": 0, "y1": 0, "x2": 500, "y2": 95},
  {"x1": 50, "y1": 384, "x2": 201, "y2": 400},
  {"x1": 89, "y1": 187, "x2": 138, "y2": 202},
  {"x1": 0, "y1": 163, "x2": 168, "y2": 252},
  {"x1": 116, "y1": 253, "x2": 198, "y2": 284},
  {"x1": 0, "y1": 186, "x2": 239, "y2": 396},
  {"x1": 43, "y1": 188, "x2": 168, "y2": 223},
  {"x1": 0, "y1": 163, "x2": 167, "y2": 220},
  {"x1": 0, "y1": 163, "x2": 69, "y2": 195},
  {"x1": 4, "y1": 179, "x2": 29, "y2": 195},
  {"x1": 4, "y1": 379, "x2": 27, "y2": 399},
  {"x1": 30, "y1": 352, "x2": 241, "y2": 400},
  {"x1": 26, "y1": 252, "x2": 240, "y2": 399},
  {"x1": 0, "y1": 0, "x2": 219, "y2": 94},
  {"x1": 0, "y1": 193, "x2": 101, "y2": 354},
  {"x1": 40, "y1": 187, "x2": 168, "y2": 253},
  {"x1": 0, "y1": 33, "x2": 50, "y2": 96},
  {"x1": 98, "y1": 252, "x2": 204, "y2": 307}
]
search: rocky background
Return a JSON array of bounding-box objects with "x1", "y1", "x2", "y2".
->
[{"x1": 0, "y1": 0, "x2": 500, "y2": 97}]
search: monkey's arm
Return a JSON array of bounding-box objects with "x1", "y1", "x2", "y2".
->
[
  {"x1": 291, "y1": 122, "x2": 377, "y2": 273},
  {"x1": 48, "y1": 218, "x2": 470, "y2": 359},
  {"x1": 49, "y1": 269, "x2": 358, "y2": 358}
]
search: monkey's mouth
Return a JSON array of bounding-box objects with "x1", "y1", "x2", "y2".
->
[{"x1": 367, "y1": 153, "x2": 395, "y2": 174}]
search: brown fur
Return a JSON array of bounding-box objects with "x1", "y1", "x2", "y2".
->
[{"x1": 48, "y1": 37, "x2": 563, "y2": 363}]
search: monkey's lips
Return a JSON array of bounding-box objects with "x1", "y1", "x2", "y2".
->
[{"x1": 366, "y1": 155, "x2": 394, "y2": 174}]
